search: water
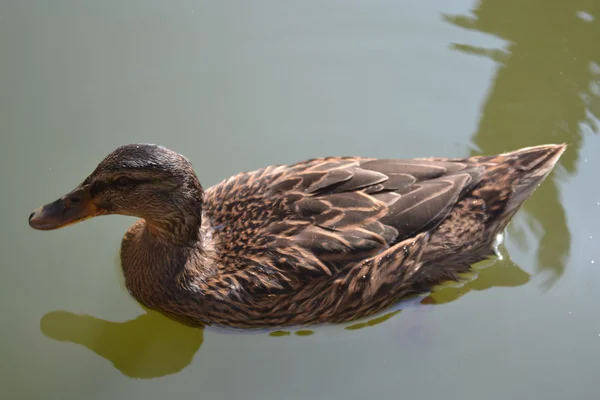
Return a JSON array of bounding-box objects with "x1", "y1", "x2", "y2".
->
[{"x1": 1, "y1": 0, "x2": 599, "y2": 398}]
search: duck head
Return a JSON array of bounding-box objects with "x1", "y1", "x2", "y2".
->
[{"x1": 29, "y1": 144, "x2": 204, "y2": 242}]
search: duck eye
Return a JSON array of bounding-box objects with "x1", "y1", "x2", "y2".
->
[{"x1": 115, "y1": 177, "x2": 133, "y2": 187}]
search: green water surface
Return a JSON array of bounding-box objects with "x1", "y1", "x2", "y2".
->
[{"x1": 1, "y1": 1, "x2": 599, "y2": 399}]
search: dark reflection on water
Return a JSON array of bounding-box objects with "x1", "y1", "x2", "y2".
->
[
  {"x1": 344, "y1": 310, "x2": 402, "y2": 331},
  {"x1": 270, "y1": 329, "x2": 315, "y2": 337},
  {"x1": 40, "y1": 309, "x2": 203, "y2": 379},
  {"x1": 444, "y1": 0, "x2": 599, "y2": 288},
  {"x1": 427, "y1": 245, "x2": 531, "y2": 304}
]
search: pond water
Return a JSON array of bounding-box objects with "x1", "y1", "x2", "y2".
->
[{"x1": 2, "y1": 0, "x2": 599, "y2": 399}]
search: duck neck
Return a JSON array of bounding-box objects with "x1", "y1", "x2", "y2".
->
[
  {"x1": 144, "y1": 203, "x2": 203, "y2": 246},
  {"x1": 120, "y1": 219, "x2": 202, "y2": 311},
  {"x1": 142, "y1": 181, "x2": 205, "y2": 246}
]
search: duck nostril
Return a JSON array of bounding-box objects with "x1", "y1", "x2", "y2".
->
[{"x1": 68, "y1": 195, "x2": 82, "y2": 205}]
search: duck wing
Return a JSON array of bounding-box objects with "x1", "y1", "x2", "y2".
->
[
  {"x1": 265, "y1": 157, "x2": 483, "y2": 277},
  {"x1": 203, "y1": 156, "x2": 484, "y2": 298}
]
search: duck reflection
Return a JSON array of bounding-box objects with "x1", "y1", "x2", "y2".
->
[
  {"x1": 427, "y1": 247, "x2": 531, "y2": 304},
  {"x1": 444, "y1": 0, "x2": 599, "y2": 288},
  {"x1": 40, "y1": 309, "x2": 203, "y2": 379}
]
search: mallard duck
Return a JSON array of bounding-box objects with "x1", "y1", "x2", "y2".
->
[{"x1": 29, "y1": 143, "x2": 565, "y2": 328}]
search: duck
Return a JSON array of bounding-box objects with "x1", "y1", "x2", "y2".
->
[{"x1": 29, "y1": 143, "x2": 565, "y2": 328}]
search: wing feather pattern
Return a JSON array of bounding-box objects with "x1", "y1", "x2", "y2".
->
[
  {"x1": 266, "y1": 158, "x2": 482, "y2": 274},
  {"x1": 204, "y1": 156, "x2": 483, "y2": 296}
]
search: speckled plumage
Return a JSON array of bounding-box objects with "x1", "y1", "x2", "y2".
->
[{"x1": 30, "y1": 143, "x2": 566, "y2": 328}]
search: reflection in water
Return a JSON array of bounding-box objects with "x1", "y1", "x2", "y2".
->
[
  {"x1": 40, "y1": 309, "x2": 203, "y2": 379},
  {"x1": 295, "y1": 330, "x2": 315, "y2": 336},
  {"x1": 427, "y1": 244, "x2": 531, "y2": 304},
  {"x1": 344, "y1": 310, "x2": 402, "y2": 330},
  {"x1": 270, "y1": 329, "x2": 315, "y2": 337},
  {"x1": 444, "y1": 1, "x2": 600, "y2": 288}
]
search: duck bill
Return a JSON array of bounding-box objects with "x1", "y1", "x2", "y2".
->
[{"x1": 29, "y1": 185, "x2": 101, "y2": 230}]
